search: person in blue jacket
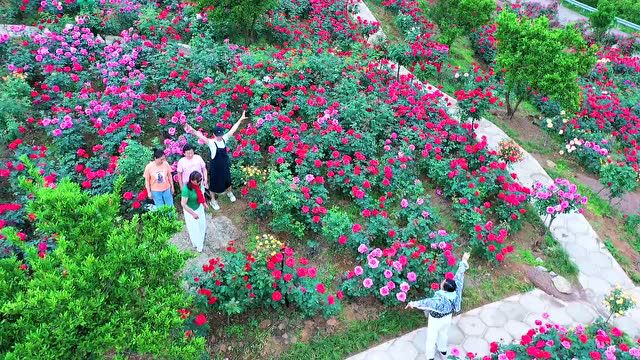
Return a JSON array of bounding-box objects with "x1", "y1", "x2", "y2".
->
[{"x1": 405, "y1": 252, "x2": 470, "y2": 360}]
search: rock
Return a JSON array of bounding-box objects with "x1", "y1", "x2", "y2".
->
[
  {"x1": 304, "y1": 320, "x2": 315, "y2": 328},
  {"x1": 552, "y1": 275, "x2": 572, "y2": 294},
  {"x1": 326, "y1": 317, "x2": 338, "y2": 327},
  {"x1": 300, "y1": 328, "x2": 312, "y2": 342},
  {"x1": 290, "y1": 336, "x2": 298, "y2": 344},
  {"x1": 282, "y1": 333, "x2": 289, "y2": 340},
  {"x1": 278, "y1": 323, "x2": 286, "y2": 331},
  {"x1": 260, "y1": 319, "x2": 271, "y2": 329},
  {"x1": 535, "y1": 265, "x2": 548, "y2": 272},
  {"x1": 546, "y1": 160, "x2": 556, "y2": 168},
  {"x1": 535, "y1": 257, "x2": 543, "y2": 263},
  {"x1": 549, "y1": 271, "x2": 557, "y2": 277}
]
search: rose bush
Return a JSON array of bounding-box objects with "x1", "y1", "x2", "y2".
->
[{"x1": 448, "y1": 315, "x2": 640, "y2": 360}]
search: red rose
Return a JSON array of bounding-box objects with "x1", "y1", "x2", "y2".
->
[
  {"x1": 336, "y1": 291, "x2": 344, "y2": 300},
  {"x1": 445, "y1": 272, "x2": 454, "y2": 280},
  {"x1": 489, "y1": 341, "x2": 499, "y2": 353},
  {"x1": 611, "y1": 327, "x2": 622, "y2": 337},
  {"x1": 194, "y1": 314, "x2": 207, "y2": 327},
  {"x1": 589, "y1": 351, "x2": 601, "y2": 360},
  {"x1": 431, "y1": 282, "x2": 440, "y2": 290},
  {"x1": 315, "y1": 283, "x2": 326, "y2": 294},
  {"x1": 132, "y1": 201, "x2": 141, "y2": 209},
  {"x1": 285, "y1": 257, "x2": 295, "y2": 267},
  {"x1": 272, "y1": 291, "x2": 282, "y2": 302},
  {"x1": 505, "y1": 350, "x2": 516, "y2": 359},
  {"x1": 327, "y1": 295, "x2": 335, "y2": 305},
  {"x1": 579, "y1": 334, "x2": 588, "y2": 343},
  {"x1": 283, "y1": 273, "x2": 293, "y2": 282},
  {"x1": 123, "y1": 191, "x2": 134, "y2": 200}
]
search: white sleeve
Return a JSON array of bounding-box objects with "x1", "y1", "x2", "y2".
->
[
  {"x1": 207, "y1": 139, "x2": 217, "y2": 159},
  {"x1": 222, "y1": 133, "x2": 230, "y2": 142}
]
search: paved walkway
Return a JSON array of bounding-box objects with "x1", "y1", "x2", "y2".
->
[
  {"x1": 347, "y1": 290, "x2": 599, "y2": 360},
  {"x1": 351, "y1": 1, "x2": 640, "y2": 359}
]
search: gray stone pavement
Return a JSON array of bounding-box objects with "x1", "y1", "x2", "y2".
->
[
  {"x1": 347, "y1": 290, "x2": 599, "y2": 360},
  {"x1": 350, "y1": 1, "x2": 640, "y2": 358}
]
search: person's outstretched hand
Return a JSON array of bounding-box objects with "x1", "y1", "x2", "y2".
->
[
  {"x1": 404, "y1": 303, "x2": 413, "y2": 309},
  {"x1": 240, "y1": 110, "x2": 248, "y2": 121},
  {"x1": 462, "y1": 252, "x2": 470, "y2": 264},
  {"x1": 183, "y1": 123, "x2": 193, "y2": 134}
]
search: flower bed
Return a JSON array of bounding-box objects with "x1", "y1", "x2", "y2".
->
[
  {"x1": 448, "y1": 315, "x2": 640, "y2": 360},
  {"x1": 0, "y1": 0, "x2": 551, "y2": 356}
]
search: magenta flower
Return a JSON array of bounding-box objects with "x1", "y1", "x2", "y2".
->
[
  {"x1": 379, "y1": 286, "x2": 390, "y2": 296},
  {"x1": 368, "y1": 258, "x2": 379, "y2": 269},
  {"x1": 358, "y1": 244, "x2": 368, "y2": 254},
  {"x1": 354, "y1": 266, "x2": 363, "y2": 276},
  {"x1": 384, "y1": 269, "x2": 393, "y2": 279},
  {"x1": 400, "y1": 198, "x2": 409, "y2": 208},
  {"x1": 363, "y1": 278, "x2": 373, "y2": 288},
  {"x1": 396, "y1": 292, "x2": 406, "y2": 302},
  {"x1": 400, "y1": 282, "x2": 410, "y2": 292},
  {"x1": 407, "y1": 272, "x2": 417, "y2": 282}
]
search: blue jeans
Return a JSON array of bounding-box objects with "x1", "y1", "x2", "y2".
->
[{"x1": 151, "y1": 188, "x2": 174, "y2": 207}]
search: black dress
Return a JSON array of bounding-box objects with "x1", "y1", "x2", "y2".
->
[{"x1": 209, "y1": 139, "x2": 232, "y2": 193}]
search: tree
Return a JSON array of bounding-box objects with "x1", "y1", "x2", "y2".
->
[
  {"x1": 0, "y1": 168, "x2": 206, "y2": 358},
  {"x1": 496, "y1": 11, "x2": 596, "y2": 119},
  {"x1": 421, "y1": 0, "x2": 495, "y2": 47},
  {"x1": 590, "y1": 0, "x2": 617, "y2": 41},
  {"x1": 197, "y1": 0, "x2": 277, "y2": 44}
]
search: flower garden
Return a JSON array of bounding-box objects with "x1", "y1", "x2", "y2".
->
[{"x1": 0, "y1": 0, "x2": 639, "y2": 359}]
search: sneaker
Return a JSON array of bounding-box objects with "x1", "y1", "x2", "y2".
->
[
  {"x1": 227, "y1": 191, "x2": 236, "y2": 202},
  {"x1": 210, "y1": 199, "x2": 220, "y2": 210}
]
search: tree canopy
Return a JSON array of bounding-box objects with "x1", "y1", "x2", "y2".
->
[{"x1": 496, "y1": 11, "x2": 596, "y2": 117}]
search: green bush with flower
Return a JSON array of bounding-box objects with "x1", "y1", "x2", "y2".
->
[{"x1": 0, "y1": 170, "x2": 205, "y2": 358}]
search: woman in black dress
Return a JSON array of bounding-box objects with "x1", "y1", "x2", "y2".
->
[{"x1": 184, "y1": 111, "x2": 248, "y2": 210}]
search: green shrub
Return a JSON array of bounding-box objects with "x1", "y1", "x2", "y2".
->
[
  {"x1": 117, "y1": 140, "x2": 153, "y2": 191},
  {"x1": 599, "y1": 162, "x2": 639, "y2": 200},
  {"x1": 590, "y1": 0, "x2": 616, "y2": 40},
  {"x1": 0, "y1": 178, "x2": 206, "y2": 359},
  {"x1": 0, "y1": 74, "x2": 31, "y2": 145}
]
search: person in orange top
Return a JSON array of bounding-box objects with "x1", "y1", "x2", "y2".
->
[{"x1": 143, "y1": 149, "x2": 175, "y2": 208}]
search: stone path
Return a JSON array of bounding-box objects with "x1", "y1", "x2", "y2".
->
[
  {"x1": 170, "y1": 214, "x2": 239, "y2": 271},
  {"x1": 347, "y1": 290, "x2": 599, "y2": 360},
  {"x1": 350, "y1": 1, "x2": 640, "y2": 359}
]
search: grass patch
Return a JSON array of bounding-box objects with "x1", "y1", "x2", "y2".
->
[
  {"x1": 543, "y1": 234, "x2": 579, "y2": 280},
  {"x1": 604, "y1": 239, "x2": 640, "y2": 284},
  {"x1": 277, "y1": 310, "x2": 426, "y2": 360},
  {"x1": 521, "y1": 101, "x2": 541, "y2": 116},
  {"x1": 483, "y1": 112, "x2": 556, "y2": 155},
  {"x1": 363, "y1": 0, "x2": 404, "y2": 43},
  {"x1": 516, "y1": 249, "x2": 544, "y2": 266},
  {"x1": 463, "y1": 268, "x2": 534, "y2": 310},
  {"x1": 449, "y1": 37, "x2": 476, "y2": 69},
  {"x1": 215, "y1": 318, "x2": 272, "y2": 360}
]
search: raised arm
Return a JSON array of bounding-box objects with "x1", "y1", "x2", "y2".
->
[
  {"x1": 226, "y1": 111, "x2": 248, "y2": 138},
  {"x1": 407, "y1": 295, "x2": 439, "y2": 311},
  {"x1": 184, "y1": 124, "x2": 210, "y2": 144},
  {"x1": 452, "y1": 252, "x2": 470, "y2": 312}
]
